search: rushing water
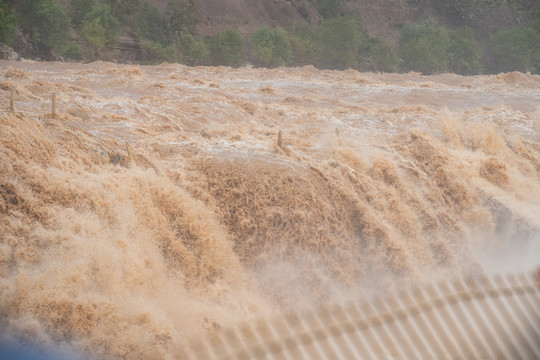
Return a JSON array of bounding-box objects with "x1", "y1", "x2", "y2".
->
[{"x1": 1, "y1": 60, "x2": 539, "y2": 359}]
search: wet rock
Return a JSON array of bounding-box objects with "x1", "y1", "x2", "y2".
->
[
  {"x1": 0, "y1": 43, "x2": 19, "y2": 61},
  {"x1": 482, "y1": 194, "x2": 538, "y2": 241},
  {"x1": 49, "y1": 51, "x2": 65, "y2": 62},
  {"x1": 483, "y1": 195, "x2": 512, "y2": 236}
]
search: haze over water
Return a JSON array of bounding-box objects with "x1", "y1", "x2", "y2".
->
[{"x1": 1, "y1": 60, "x2": 539, "y2": 359}]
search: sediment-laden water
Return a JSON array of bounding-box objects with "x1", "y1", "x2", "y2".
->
[{"x1": 1, "y1": 60, "x2": 539, "y2": 359}]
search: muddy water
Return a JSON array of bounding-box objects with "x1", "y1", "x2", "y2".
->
[{"x1": 1, "y1": 60, "x2": 539, "y2": 359}]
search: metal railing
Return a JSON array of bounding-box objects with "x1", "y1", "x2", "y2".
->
[{"x1": 186, "y1": 271, "x2": 540, "y2": 359}]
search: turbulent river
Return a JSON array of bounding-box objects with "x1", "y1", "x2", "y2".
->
[{"x1": 1, "y1": 60, "x2": 539, "y2": 359}]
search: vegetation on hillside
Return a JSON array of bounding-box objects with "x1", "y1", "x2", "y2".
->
[
  {"x1": 206, "y1": 29, "x2": 244, "y2": 67},
  {"x1": 0, "y1": 0, "x2": 538, "y2": 74},
  {"x1": 0, "y1": 0, "x2": 15, "y2": 44},
  {"x1": 251, "y1": 26, "x2": 292, "y2": 68},
  {"x1": 491, "y1": 22, "x2": 540, "y2": 74},
  {"x1": 16, "y1": 0, "x2": 73, "y2": 56},
  {"x1": 399, "y1": 20, "x2": 484, "y2": 75}
]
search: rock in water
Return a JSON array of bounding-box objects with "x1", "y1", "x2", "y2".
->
[{"x1": 0, "y1": 43, "x2": 19, "y2": 61}]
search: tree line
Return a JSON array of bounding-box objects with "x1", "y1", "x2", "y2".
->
[{"x1": 0, "y1": 0, "x2": 538, "y2": 74}]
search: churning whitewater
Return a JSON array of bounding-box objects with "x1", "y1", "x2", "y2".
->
[{"x1": 1, "y1": 60, "x2": 539, "y2": 359}]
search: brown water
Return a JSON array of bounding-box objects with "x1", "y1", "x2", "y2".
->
[{"x1": 1, "y1": 60, "x2": 539, "y2": 359}]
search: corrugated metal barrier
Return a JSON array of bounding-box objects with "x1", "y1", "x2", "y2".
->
[{"x1": 186, "y1": 271, "x2": 540, "y2": 359}]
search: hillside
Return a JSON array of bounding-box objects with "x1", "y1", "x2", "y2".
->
[{"x1": 0, "y1": 0, "x2": 539, "y2": 73}]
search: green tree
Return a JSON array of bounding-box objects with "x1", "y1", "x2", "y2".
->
[
  {"x1": 315, "y1": 16, "x2": 367, "y2": 70},
  {"x1": 141, "y1": 40, "x2": 176, "y2": 63},
  {"x1": 79, "y1": 4, "x2": 118, "y2": 58},
  {"x1": 133, "y1": 2, "x2": 169, "y2": 44},
  {"x1": 167, "y1": 0, "x2": 197, "y2": 37},
  {"x1": 448, "y1": 27, "x2": 482, "y2": 75},
  {"x1": 62, "y1": 42, "x2": 82, "y2": 60},
  {"x1": 102, "y1": 0, "x2": 140, "y2": 22},
  {"x1": 17, "y1": 0, "x2": 71, "y2": 54},
  {"x1": 533, "y1": 5, "x2": 540, "y2": 31},
  {"x1": 399, "y1": 19, "x2": 450, "y2": 74},
  {"x1": 206, "y1": 30, "x2": 244, "y2": 67},
  {"x1": 70, "y1": 0, "x2": 96, "y2": 26},
  {"x1": 251, "y1": 26, "x2": 292, "y2": 68},
  {"x1": 181, "y1": 34, "x2": 208, "y2": 65},
  {"x1": 81, "y1": 18, "x2": 106, "y2": 57},
  {"x1": 491, "y1": 26, "x2": 540, "y2": 74},
  {"x1": 0, "y1": 0, "x2": 15, "y2": 44},
  {"x1": 287, "y1": 23, "x2": 320, "y2": 66},
  {"x1": 368, "y1": 39, "x2": 399, "y2": 73},
  {"x1": 84, "y1": 5, "x2": 118, "y2": 44}
]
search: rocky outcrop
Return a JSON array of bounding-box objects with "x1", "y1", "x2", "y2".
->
[{"x1": 0, "y1": 43, "x2": 19, "y2": 61}]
